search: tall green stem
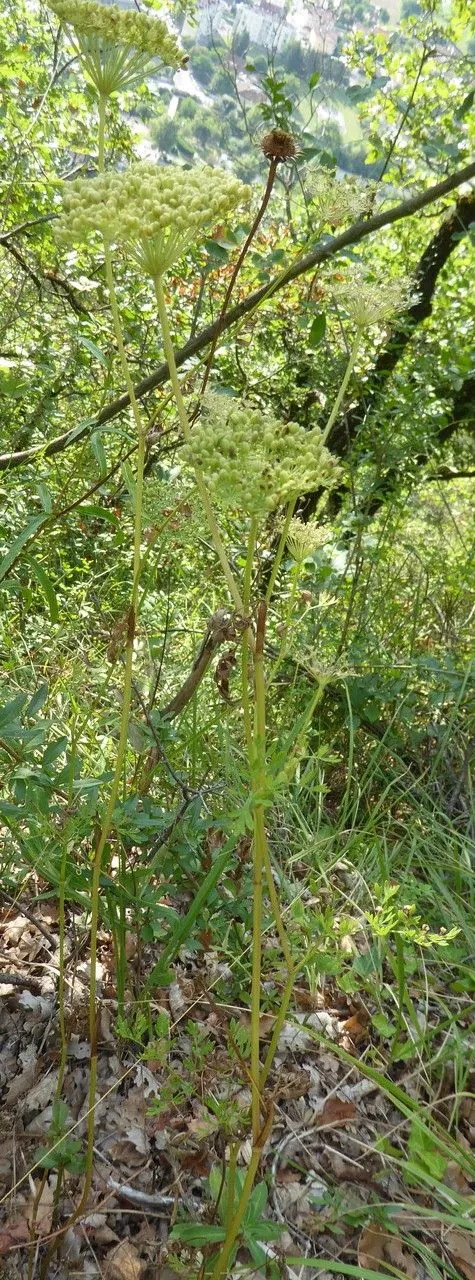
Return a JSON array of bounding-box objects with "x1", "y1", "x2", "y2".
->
[
  {"x1": 249, "y1": 602, "x2": 268, "y2": 1142},
  {"x1": 265, "y1": 497, "x2": 296, "y2": 606},
  {"x1": 209, "y1": 1148, "x2": 262, "y2": 1280},
  {"x1": 153, "y1": 275, "x2": 245, "y2": 616},
  {"x1": 241, "y1": 519, "x2": 257, "y2": 755},
  {"x1": 321, "y1": 331, "x2": 361, "y2": 445}
]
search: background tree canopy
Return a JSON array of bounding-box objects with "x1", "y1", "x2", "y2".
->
[{"x1": 0, "y1": 0, "x2": 474, "y2": 1275}]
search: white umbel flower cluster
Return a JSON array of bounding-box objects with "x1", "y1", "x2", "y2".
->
[
  {"x1": 286, "y1": 518, "x2": 328, "y2": 563},
  {"x1": 181, "y1": 397, "x2": 341, "y2": 518},
  {"x1": 47, "y1": 0, "x2": 184, "y2": 94},
  {"x1": 308, "y1": 171, "x2": 373, "y2": 227},
  {"x1": 328, "y1": 267, "x2": 418, "y2": 329},
  {"x1": 56, "y1": 164, "x2": 250, "y2": 275}
]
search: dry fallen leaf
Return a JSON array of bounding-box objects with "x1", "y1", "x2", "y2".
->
[
  {"x1": 358, "y1": 1222, "x2": 418, "y2": 1277},
  {"x1": 446, "y1": 1228, "x2": 475, "y2": 1280},
  {"x1": 26, "y1": 1179, "x2": 55, "y2": 1235},
  {"x1": 444, "y1": 1160, "x2": 473, "y2": 1194},
  {"x1": 104, "y1": 1239, "x2": 146, "y2": 1279},
  {"x1": 0, "y1": 1218, "x2": 30, "y2": 1256},
  {"x1": 317, "y1": 1096, "x2": 357, "y2": 1127},
  {"x1": 4, "y1": 1044, "x2": 38, "y2": 1107}
]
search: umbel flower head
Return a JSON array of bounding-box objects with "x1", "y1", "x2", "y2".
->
[
  {"x1": 56, "y1": 163, "x2": 250, "y2": 276},
  {"x1": 180, "y1": 396, "x2": 341, "y2": 519},
  {"x1": 47, "y1": 0, "x2": 185, "y2": 95},
  {"x1": 308, "y1": 170, "x2": 372, "y2": 227},
  {"x1": 327, "y1": 266, "x2": 418, "y2": 329},
  {"x1": 286, "y1": 517, "x2": 328, "y2": 563}
]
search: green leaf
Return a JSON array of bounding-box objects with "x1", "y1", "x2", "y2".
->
[
  {"x1": 204, "y1": 239, "x2": 230, "y2": 262},
  {"x1": 408, "y1": 1118, "x2": 447, "y2": 1181},
  {"x1": 246, "y1": 1179, "x2": 268, "y2": 1221},
  {"x1": 0, "y1": 693, "x2": 28, "y2": 728},
  {"x1": 455, "y1": 89, "x2": 475, "y2": 120},
  {"x1": 308, "y1": 71, "x2": 320, "y2": 89},
  {"x1": 170, "y1": 1223, "x2": 227, "y2": 1244},
  {"x1": 26, "y1": 683, "x2": 49, "y2": 717},
  {"x1": 90, "y1": 432, "x2": 108, "y2": 477},
  {"x1": 0, "y1": 514, "x2": 46, "y2": 582},
  {"x1": 371, "y1": 1013, "x2": 395, "y2": 1038},
  {"x1": 28, "y1": 556, "x2": 59, "y2": 623},
  {"x1": 37, "y1": 482, "x2": 52, "y2": 513},
  {"x1": 145, "y1": 842, "x2": 234, "y2": 990},
  {"x1": 80, "y1": 504, "x2": 120, "y2": 527},
  {"x1": 308, "y1": 313, "x2": 326, "y2": 347},
  {"x1": 42, "y1": 736, "x2": 68, "y2": 767},
  {"x1": 76, "y1": 334, "x2": 109, "y2": 367}
]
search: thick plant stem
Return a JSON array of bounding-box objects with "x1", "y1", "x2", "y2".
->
[
  {"x1": 154, "y1": 275, "x2": 245, "y2": 616},
  {"x1": 321, "y1": 331, "x2": 361, "y2": 445}
]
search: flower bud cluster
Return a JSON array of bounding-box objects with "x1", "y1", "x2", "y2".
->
[
  {"x1": 308, "y1": 171, "x2": 372, "y2": 227},
  {"x1": 328, "y1": 267, "x2": 418, "y2": 329},
  {"x1": 181, "y1": 397, "x2": 341, "y2": 518},
  {"x1": 48, "y1": 0, "x2": 184, "y2": 65},
  {"x1": 56, "y1": 164, "x2": 250, "y2": 275}
]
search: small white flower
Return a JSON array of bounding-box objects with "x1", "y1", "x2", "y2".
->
[
  {"x1": 308, "y1": 171, "x2": 373, "y2": 227},
  {"x1": 327, "y1": 266, "x2": 418, "y2": 329},
  {"x1": 286, "y1": 518, "x2": 328, "y2": 563}
]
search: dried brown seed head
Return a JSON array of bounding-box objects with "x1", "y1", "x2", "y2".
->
[{"x1": 261, "y1": 129, "x2": 298, "y2": 163}]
